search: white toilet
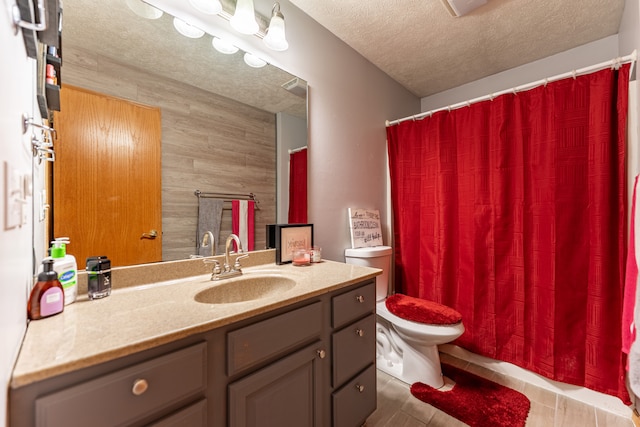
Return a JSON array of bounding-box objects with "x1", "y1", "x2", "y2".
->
[{"x1": 345, "y1": 246, "x2": 465, "y2": 388}]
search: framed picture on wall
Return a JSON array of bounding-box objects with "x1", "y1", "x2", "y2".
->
[{"x1": 275, "y1": 224, "x2": 314, "y2": 264}]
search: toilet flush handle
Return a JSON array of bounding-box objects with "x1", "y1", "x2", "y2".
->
[{"x1": 355, "y1": 295, "x2": 365, "y2": 303}]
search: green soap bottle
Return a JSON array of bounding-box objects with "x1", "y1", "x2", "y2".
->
[{"x1": 50, "y1": 238, "x2": 78, "y2": 305}]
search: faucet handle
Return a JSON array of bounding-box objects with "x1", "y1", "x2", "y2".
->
[
  {"x1": 203, "y1": 259, "x2": 222, "y2": 277},
  {"x1": 233, "y1": 253, "x2": 250, "y2": 270}
]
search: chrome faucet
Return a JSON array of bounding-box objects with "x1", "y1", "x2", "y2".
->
[
  {"x1": 225, "y1": 233, "x2": 242, "y2": 271},
  {"x1": 202, "y1": 231, "x2": 215, "y2": 256},
  {"x1": 210, "y1": 233, "x2": 249, "y2": 280}
]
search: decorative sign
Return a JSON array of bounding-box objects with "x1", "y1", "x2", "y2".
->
[
  {"x1": 274, "y1": 223, "x2": 314, "y2": 264},
  {"x1": 348, "y1": 208, "x2": 383, "y2": 248}
]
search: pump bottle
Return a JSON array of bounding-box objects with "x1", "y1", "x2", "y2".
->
[
  {"x1": 28, "y1": 259, "x2": 64, "y2": 320},
  {"x1": 50, "y1": 238, "x2": 78, "y2": 305}
]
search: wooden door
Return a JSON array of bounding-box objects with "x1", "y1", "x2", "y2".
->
[{"x1": 53, "y1": 85, "x2": 162, "y2": 268}]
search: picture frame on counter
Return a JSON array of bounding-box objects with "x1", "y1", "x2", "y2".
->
[{"x1": 270, "y1": 223, "x2": 314, "y2": 264}]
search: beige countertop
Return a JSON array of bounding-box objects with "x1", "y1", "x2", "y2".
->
[{"x1": 11, "y1": 252, "x2": 380, "y2": 389}]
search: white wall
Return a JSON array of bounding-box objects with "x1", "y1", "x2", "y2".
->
[
  {"x1": 0, "y1": 1, "x2": 39, "y2": 425},
  {"x1": 620, "y1": 0, "x2": 640, "y2": 189},
  {"x1": 619, "y1": 0, "x2": 640, "y2": 59},
  {"x1": 420, "y1": 35, "x2": 622, "y2": 113}
]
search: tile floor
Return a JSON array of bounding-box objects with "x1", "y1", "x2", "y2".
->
[{"x1": 366, "y1": 353, "x2": 634, "y2": 427}]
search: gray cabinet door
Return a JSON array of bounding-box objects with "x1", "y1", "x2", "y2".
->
[{"x1": 228, "y1": 341, "x2": 325, "y2": 427}]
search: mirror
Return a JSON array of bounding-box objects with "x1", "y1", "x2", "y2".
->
[{"x1": 54, "y1": 0, "x2": 307, "y2": 266}]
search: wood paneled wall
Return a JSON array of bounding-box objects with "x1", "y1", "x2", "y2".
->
[{"x1": 60, "y1": 46, "x2": 276, "y2": 260}]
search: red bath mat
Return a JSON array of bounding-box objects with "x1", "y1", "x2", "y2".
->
[{"x1": 410, "y1": 363, "x2": 531, "y2": 427}]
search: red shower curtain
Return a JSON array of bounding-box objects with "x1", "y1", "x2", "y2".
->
[
  {"x1": 288, "y1": 148, "x2": 308, "y2": 223},
  {"x1": 387, "y1": 65, "x2": 631, "y2": 403}
]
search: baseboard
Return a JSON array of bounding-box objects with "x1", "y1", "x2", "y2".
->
[{"x1": 439, "y1": 344, "x2": 631, "y2": 418}]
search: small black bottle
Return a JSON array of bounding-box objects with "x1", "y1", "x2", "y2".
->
[{"x1": 87, "y1": 256, "x2": 111, "y2": 300}]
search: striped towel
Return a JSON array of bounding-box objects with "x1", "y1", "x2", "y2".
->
[{"x1": 232, "y1": 200, "x2": 255, "y2": 251}]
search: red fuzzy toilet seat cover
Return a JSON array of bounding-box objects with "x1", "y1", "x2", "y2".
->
[{"x1": 385, "y1": 294, "x2": 462, "y2": 325}]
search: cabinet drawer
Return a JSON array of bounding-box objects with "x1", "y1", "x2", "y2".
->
[
  {"x1": 228, "y1": 301, "x2": 322, "y2": 376},
  {"x1": 332, "y1": 281, "x2": 375, "y2": 328},
  {"x1": 35, "y1": 343, "x2": 207, "y2": 427},
  {"x1": 149, "y1": 399, "x2": 207, "y2": 427},
  {"x1": 332, "y1": 364, "x2": 376, "y2": 427},
  {"x1": 332, "y1": 314, "x2": 376, "y2": 387}
]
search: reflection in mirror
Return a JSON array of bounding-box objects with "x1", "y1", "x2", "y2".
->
[{"x1": 53, "y1": 0, "x2": 307, "y2": 267}]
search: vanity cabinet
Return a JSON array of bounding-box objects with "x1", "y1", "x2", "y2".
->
[{"x1": 9, "y1": 279, "x2": 377, "y2": 427}]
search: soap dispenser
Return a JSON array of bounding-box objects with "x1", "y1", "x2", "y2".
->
[
  {"x1": 28, "y1": 259, "x2": 65, "y2": 320},
  {"x1": 50, "y1": 238, "x2": 78, "y2": 305}
]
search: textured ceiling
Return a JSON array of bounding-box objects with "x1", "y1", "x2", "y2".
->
[
  {"x1": 290, "y1": 0, "x2": 626, "y2": 97},
  {"x1": 64, "y1": 0, "x2": 626, "y2": 105}
]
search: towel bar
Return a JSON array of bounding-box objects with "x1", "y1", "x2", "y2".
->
[{"x1": 194, "y1": 190, "x2": 260, "y2": 210}]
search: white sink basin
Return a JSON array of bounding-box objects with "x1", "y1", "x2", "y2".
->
[{"x1": 194, "y1": 274, "x2": 296, "y2": 304}]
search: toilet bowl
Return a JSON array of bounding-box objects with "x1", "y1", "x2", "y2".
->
[{"x1": 345, "y1": 246, "x2": 464, "y2": 388}]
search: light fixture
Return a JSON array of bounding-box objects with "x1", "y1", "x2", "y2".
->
[
  {"x1": 230, "y1": 0, "x2": 259, "y2": 35},
  {"x1": 263, "y1": 2, "x2": 288, "y2": 51},
  {"x1": 173, "y1": 17, "x2": 205, "y2": 38},
  {"x1": 125, "y1": 0, "x2": 163, "y2": 19},
  {"x1": 212, "y1": 37, "x2": 239, "y2": 54},
  {"x1": 188, "y1": 0, "x2": 222, "y2": 15},
  {"x1": 243, "y1": 52, "x2": 267, "y2": 68}
]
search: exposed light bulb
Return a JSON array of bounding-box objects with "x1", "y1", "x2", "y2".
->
[
  {"x1": 212, "y1": 37, "x2": 239, "y2": 55},
  {"x1": 243, "y1": 52, "x2": 267, "y2": 68},
  {"x1": 230, "y1": 0, "x2": 259, "y2": 35},
  {"x1": 188, "y1": 0, "x2": 222, "y2": 15},
  {"x1": 173, "y1": 17, "x2": 205, "y2": 39},
  {"x1": 263, "y1": 3, "x2": 288, "y2": 51}
]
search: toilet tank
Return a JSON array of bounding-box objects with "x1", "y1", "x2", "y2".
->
[{"x1": 344, "y1": 246, "x2": 392, "y2": 301}]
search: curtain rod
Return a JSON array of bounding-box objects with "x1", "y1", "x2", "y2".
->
[
  {"x1": 386, "y1": 50, "x2": 637, "y2": 127},
  {"x1": 288, "y1": 146, "x2": 307, "y2": 154}
]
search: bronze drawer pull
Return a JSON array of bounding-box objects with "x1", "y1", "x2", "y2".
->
[
  {"x1": 132, "y1": 378, "x2": 149, "y2": 396},
  {"x1": 355, "y1": 295, "x2": 364, "y2": 303},
  {"x1": 355, "y1": 329, "x2": 364, "y2": 337},
  {"x1": 317, "y1": 349, "x2": 326, "y2": 359},
  {"x1": 355, "y1": 384, "x2": 365, "y2": 393}
]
